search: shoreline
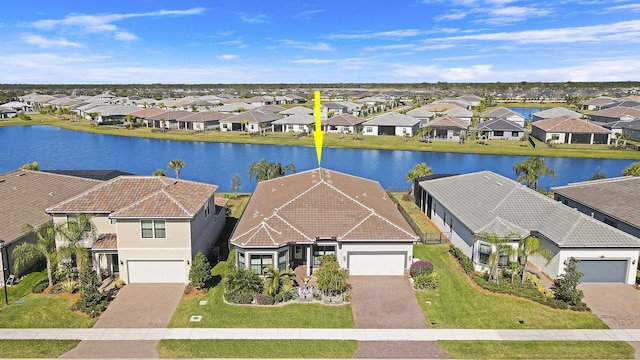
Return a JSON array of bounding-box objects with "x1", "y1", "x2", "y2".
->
[{"x1": 1, "y1": 114, "x2": 639, "y2": 161}]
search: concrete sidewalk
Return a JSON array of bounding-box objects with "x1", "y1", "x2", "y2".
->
[{"x1": 1, "y1": 328, "x2": 640, "y2": 342}]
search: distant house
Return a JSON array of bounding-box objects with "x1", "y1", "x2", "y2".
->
[
  {"x1": 47, "y1": 176, "x2": 227, "y2": 284},
  {"x1": 42, "y1": 170, "x2": 133, "y2": 181},
  {"x1": 530, "y1": 115, "x2": 610, "y2": 144},
  {"x1": 284, "y1": 94, "x2": 306, "y2": 104},
  {"x1": 416, "y1": 171, "x2": 640, "y2": 284},
  {"x1": 254, "y1": 105, "x2": 286, "y2": 114},
  {"x1": 531, "y1": 107, "x2": 583, "y2": 121},
  {"x1": 476, "y1": 118, "x2": 525, "y2": 140},
  {"x1": 426, "y1": 115, "x2": 468, "y2": 141},
  {"x1": 323, "y1": 113, "x2": 367, "y2": 134},
  {"x1": 619, "y1": 119, "x2": 640, "y2": 141},
  {"x1": 553, "y1": 176, "x2": 640, "y2": 239},
  {"x1": 0, "y1": 170, "x2": 101, "y2": 283},
  {"x1": 580, "y1": 96, "x2": 616, "y2": 111},
  {"x1": 271, "y1": 114, "x2": 315, "y2": 132},
  {"x1": 406, "y1": 107, "x2": 435, "y2": 124},
  {"x1": 443, "y1": 107, "x2": 473, "y2": 124},
  {"x1": 362, "y1": 112, "x2": 421, "y2": 136},
  {"x1": 90, "y1": 105, "x2": 139, "y2": 124},
  {"x1": 177, "y1": 111, "x2": 230, "y2": 131},
  {"x1": 279, "y1": 106, "x2": 313, "y2": 116},
  {"x1": 321, "y1": 102, "x2": 349, "y2": 119},
  {"x1": 219, "y1": 110, "x2": 283, "y2": 132},
  {"x1": 230, "y1": 168, "x2": 417, "y2": 277},
  {"x1": 144, "y1": 110, "x2": 193, "y2": 129},
  {"x1": 0, "y1": 107, "x2": 17, "y2": 118},
  {"x1": 0, "y1": 101, "x2": 32, "y2": 113},
  {"x1": 457, "y1": 94, "x2": 483, "y2": 107},
  {"x1": 479, "y1": 107, "x2": 525, "y2": 127},
  {"x1": 588, "y1": 107, "x2": 640, "y2": 123}
]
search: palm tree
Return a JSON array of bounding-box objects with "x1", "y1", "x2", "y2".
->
[
  {"x1": 248, "y1": 158, "x2": 296, "y2": 183},
  {"x1": 474, "y1": 232, "x2": 519, "y2": 284},
  {"x1": 416, "y1": 126, "x2": 432, "y2": 142},
  {"x1": 168, "y1": 159, "x2": 186, "y2": 179},
  {"x1": 513, "y1": 157, "x2": 556, "y2": 191},
  {"x1": 405, "y1": 162, "x2": 433, "y2": 183},
  {"x1": 12, "y1": 222, "x2": 58, "y2": 287},
  {"x1": 241, "y1": 119, "x2": 249, "y2": 134},
  {"x1": 20, "y1": 161, "x2": 39, "y2": 171},
  {"x1": 263, "y1": 266, "x2": 295, "y2": 297},
  {"x1": 519, "y1": 236, "x2": 552, "y2": 285},
  {"x1": 56, "y1": 214, "x2": 95, "y2": 286},
  {"x1": 153, "y1": 169, "x2": 167, "y2": 176}
]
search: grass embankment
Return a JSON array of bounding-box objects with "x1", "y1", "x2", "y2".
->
[
  {"x1": 0, "y1": 340, "x2": 80, "y2": 358},
  {"x1": 392, "y1": 193, "x2": 441, "y2": 234},
  {"x1": 3, "y1": 114, "x2": 639, "y2": 160},
  {"x1": 438, "y1": 341, "x2": 635, "y2": 359}
]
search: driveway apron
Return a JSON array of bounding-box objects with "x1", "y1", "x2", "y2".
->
[
  {"x1": 60, "y1": 283, "x2": 184, "y2": 358},
  {"x1": 350, "y1": 276, "x2": 451, "y2": 358}
]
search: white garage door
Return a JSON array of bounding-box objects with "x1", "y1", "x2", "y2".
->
[
  {"x1": 127, "y1": 260, "x2": 186, "y2": 283},
  {"x1": 348, "y1": 253, "x2": 406, "y2": 276}
]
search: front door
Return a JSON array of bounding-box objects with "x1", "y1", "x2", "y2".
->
[
  {"x1": 112, "y1": 254, "x2": 120, "y2": 274},
  {"x1": 291, "y1": 245, "x2": 306, "y2": 267}
]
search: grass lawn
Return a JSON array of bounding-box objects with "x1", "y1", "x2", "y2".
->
[
  {"x1": 157, "y1": 340, "x2": 358, "y2": 358},
  {"x1": 413, "y1": 244, "x2": 607, "y2": 329},
  {"x1": 0, "y1": 270, "x2": 96, "y2": 328},
  {"x1": 168, "y1": 260, "x2": 354, "y2": 328},
  {"x1": 392, "y1": 193, "x2": 442, "y2": 234},
  {"x1": 5, "y1": 115, "x2": 639, "y2": 160},
  {"x1": 0, "y1": 340, "x2": 80, "y2": 358},
  {"x1": 438, "y1": 341, "x2": 635, "y2": 359}
]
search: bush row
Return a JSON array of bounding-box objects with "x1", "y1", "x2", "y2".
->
[{"x1": 448, "y1": 245, "x2": 474, "y2": 274}]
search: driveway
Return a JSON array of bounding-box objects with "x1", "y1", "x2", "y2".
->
[
  {"x1": 61, "y1": 283, "x2": 184, "y2": 359},
  {"x1": 350, "y1": 276, "x2": 451, "y2": 359}
]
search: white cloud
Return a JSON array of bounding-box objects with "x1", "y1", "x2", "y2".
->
[
  {"x1": 291, "y1": 59, "x2": 335, "y2": 64},
  {"x1": 605, "y1": 3, "x2": 640, "y2": 11},
  {"x1": 392, "y1": 64, "x2": 493, "y2": 81},
  {"x1": 294, "y1": 9, "x2": 325, "y2": 18},
  {"x1": 238, "y1": 13, "x2": 270, "y2": 24},
  {"x1": 436, "y1": 12, "x2": 468, "y2": 21},
  {"x1": 218, "y1": 54, "x2": 238, "y2": 60},
  {"x1": 363, "y1": 44, "x2": 415, "y2": 52},
  {"x1": 22, "y1": 33, "x2": 82, "y2": 48},
  {"x1": 482, "y1": 6, "x2": 551, "y2": 25},
  {"x1": 281, "y1": 40, "x2": 334, "y2": 51},
  {"x1": 326, "y1": 29, "x2": 423, "y2": 40},
  {"x1": 114, "y1": 31, "x2": 137, "y2": 41}
]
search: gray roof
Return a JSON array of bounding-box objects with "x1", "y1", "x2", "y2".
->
[
  {"x1": 480, "y1": 107, "x2": 524, "y2": 119},
  {"x1": 272, "y1": 113, "x2": 315, "y2": 125},
  {"x1": 532, "y1": 107, "x2": 582, "y2": 119},
  {"x1": 279, "y1": 106, "x2": 313, "y2": 115},
  {"x1": 552, "y1": 176, "x2": 640, "y2": 229},
  {"x1": 222, "y1": 110, "x2": 283, "y2": 124},
  {"x1": 406, "y1": 107, "x2": 435, "y2": 118},
  {"x1": 419, "y1": 171, "x2": 640, "y2": 248},
  {"x1": 477, "y1": 118, "x2": 524, "y2": 131},
  {"x1": 363, "y1": 112, "x2": 420, "y2": 127}
]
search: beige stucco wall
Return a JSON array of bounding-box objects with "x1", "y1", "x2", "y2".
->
[{"x1": 115, "y1": 219, "x2": 191, "y2": 249}]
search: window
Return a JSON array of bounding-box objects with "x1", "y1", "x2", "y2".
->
[
  {"x1": 66, "y1": 214, "x2": 91, "y2": 231},
  {"x1": 512, "y1": 131, "x2": 519, "y2": 137},
  {"x1": 278, "y1": 251, "x2": 287, "y2": 271},
  {"x1": 498, "y1": 248, "x2": 509, "y2": 267},
  {"x1": 250, "y1": 254, "x2": 273, "y2": 274},
  {"x1": 604, "y1": 218, "x2": 618, "y2": 228},
  {"x1": 141, "y1": 220, "x2": 166, "y2": 239},
  {"x1": 294, "y1": 245, "x2": 303, "y2": 259},
  {"x1": 551, "y1": 134, "x2": 560, "y2": 140},
  {"x1": 110, "y1": 218, "x2": 117, "y2": 225},
  {"x1": 313, "y1": 245, "x2": 336, "y2": 267},
  {"x1": 494, "y1": 131, "x2": 504, "y2": 137},
  {"x1": 204, "y1": 200, "x2": 210, "y2": 218},
  {"x1": 453, "y1": 130, "x2": 460, "y2": 136},
  {"x1": 479, "y1": 243, "x2": 491, "y2": 265},
  {"x1": 366, "y1": 127, "x2": 373, "y2": 133},
  {"x1": 238, "y1": 252, "x2": 245, "y2": 269}
]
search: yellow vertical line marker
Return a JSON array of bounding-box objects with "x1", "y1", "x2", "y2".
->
[{"x1": 313, "y1": 90, "x2": 324, "y2": 167}]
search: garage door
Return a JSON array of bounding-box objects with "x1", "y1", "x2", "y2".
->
[
  {"x1": 348, "y1": 253, "x2": 406, "y2": 276},
  {"x1": 127, "y1": 260, "x2": 186, "y2": 283},
  {"x1": 577, "y1": 260, "x2": 628, "y2": 283}
]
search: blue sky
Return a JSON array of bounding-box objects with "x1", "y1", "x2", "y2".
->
[{"x1": 1, "y1": 1, "x2": 639, "y2": 84}]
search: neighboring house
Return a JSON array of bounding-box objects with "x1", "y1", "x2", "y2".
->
[
  {"x1": 362, "y1": 112, "x2": 421, "y2": 136},
  {"x1": 92, "y1": 105, "x2": 140, "y2": 124},
  {"x1": 323, "y1": 113, "x2": 367, "y2": 134},
  {"x1": 530, "y1": 115, "x2": 610, "y2": 144},
  {"x1": 416, "y1": 171, "x2": 640, "y2": 284},
  {"x1": 284, "y1": 94, "x2": 306, "y2": 104},
  {"x1": 46, "y1": 176, "x2": 227, "y2": 284},
  {"x1": 0, "y1": 170, "x2": 102, "y2": 284},
  {"x1": 279, "y1": 106, "x2": 313, "y2": 116},
  {"x1": 127, "y1": 108, "x2": 166, "y2": 123},
  {"x1": 321, "y1": 102, "x2": 349, "y2": 119},
  {"x1": 580, "y1": 96, "x2": 616, "y2": 111},
  {"x1": 479, "y1": 107, "x2": 525, "y2": 127},
  {"x1": 219, "y1": 110, "x2": 283, "y2": 132},
  {"x1": 230, "y1": 168, "x2": 417, "y2": 277},
  {"x1": 457, "y1": 95, "x2": 483, "y2": 107},
  {"x1": 443, "y1": 107, "x2": 473, "y2": 124},
  {"x1": 531, "y1": 107, "x2": 583, "y2": 121},
  {"x1": 424, "y1": 103, "x2": 458, "y2": 113},
  {"x1": 271, "y1": 114, "x2": 315, "y2": 133},
  {"x1": 476, "y1": 117, "x2": 525, "y2": 140},
  {"x1": 406, "y1": 107, "x2": 435, "y2": 124},
  {"x1": 619, "y1": 119, "x2": 640, "y2": 141},
  {"x1": 601, "y1": 100, "x2": 640, "y2": 110},
  {"x1": 0, "y1": 101, "x2": 33, "y2": 112},
  {"x1": 588, "y1": 107, "x2": 640, "y2": 123},
  {"x1": 553, "y1": 176, "x2": 640, "y2": 239},
  {"x1": 214, "y1": 103, "x2": 258, "y2": 114},
  {"x1": 42, "y1": 170, "x2": 133, "y2": 181},
  {"x1": 245, "y1": 96, "x2": 274, "y2": 106},
  {"x1": 426, "y1": 115, "x2": 468, "y2": 141},
  {"x1": 176, "y1": 111, "x2": 230, "y2": 131},
  {"x1": 0, "y1": 107, "x2": 17, "y2": 118},
  {"x1": 254, "y1": 105, "x2": 286, "y2": 114},
  {"x1": 144, "y1": 110, "x2": 193, "y2": 129}
]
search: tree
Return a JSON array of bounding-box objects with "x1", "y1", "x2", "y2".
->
[
  {"x1": 622, "y1": 162, "x2": 640, "y2": 176},
  {"x1": 153, "y1": 169, "x2": 167, "y2": 176},
  {"x1": 552, "y1": 258, "x2": 584, "y2": 306},
  {"x1": 474, "y1": 232, "x2": 519, "y2": 284},
  {"x1": 588, "y1": 168, "x2": 607, "y2": 181},
  {"x1": 189, "y1": 251, "x2": 212, "y2": 289},
  {"x1": 415, "y1": 126, "x2": 432, "y2": 142},
  {"x1": 248, "y1": 158, "x2": 296, "y2": 183},
  {"x1": 241, "y1": 119, "x2": 249, "y2": 133},
  {"x1": 224, "y1": 266, "x2": 263, "y2": 304},
  {"x1": 12, "y1": 222, "x2": 58, "y2": 287},
  {"x1": 74, "y1": 264, "x2": 107, "y2": 317},
  {"x1": 168, "y1": 159, "x2": 186, "y2": 179},
  {"x1": 56, "y1": 214, "x2": 95, "y2": 287},
  {"x1": 230, "y1": 173, "x2": 241, "y2": 198},
  {"x1": 513, "y1": 157, "x2": 556, "y2": 191},
  {"x1": 519, "y1": 236, "x2": 552, "y2": 285},
  {"x1": 263, "y1": 266, "x2": 294, "y2": 297},
  {"x1": 315, "y1": 259, "x2": 349, "y2": 297},
  {"x1": 20, "y1": 161, "x2": 39, "y2": 171},
  {"x1": 405, "y1": 163, "x2": 433, "y2": 183}
]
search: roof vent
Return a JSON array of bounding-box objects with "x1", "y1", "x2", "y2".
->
[
  {"x1": 0, "y1": 179, "x2": 5, "y2": 183},
  {"x1": 483, "y1": 175, "x2": 489, "y2": 179},
  {"x1": 496, "y1": 182, "x2": 502, "y2": 186},
  {"x1": 17, "y1": 173, "x2": 26, "y2": 177},
  {"x1": 49, "y1": 192, "x2": 54, "y2": 196}
]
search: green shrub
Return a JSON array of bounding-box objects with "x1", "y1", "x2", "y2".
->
[
  {"x1": 224, "y1": 292, "x2": 253, "y2": 304},
  {"x1": 183, "y1": 284, "x2": 194, "y2": 295},
  {"x1": 60, "y1": 280, "x2": 77, "y2": 294},
  {"x1": 410, "y1": 260, "x2": 434, "y2": 277},
  {"x1": 414, "y1": 272, "x2": 440, "y2": 290},
  {"x1": 255, "y1": 293, "x2": 275, "y2": 305},
  {"x1": 74, "y1": 268, "x2": 108, "y2": 317},
  {"x1": 114, "y1": 279, "x2": 125, "y2": 289},
  {"x1": 448, "y1": 245, "x2": 474, "y2": 274},
  {"x1": 189, "y1": 251, "x2": 212, "y2": 289},
  {"x1": 32, "y1": 279, "x2": 49, "y2": 293}
]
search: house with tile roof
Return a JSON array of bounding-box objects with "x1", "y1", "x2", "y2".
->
[
  {"x1": 362, "y1": 112, "x2": 421, "y2": 136},
  {"x1": 588, "y1": 106, "x2": 640, "y2": 124},
  {"x1": 425, "y1": 115, "x2": 468, "y2": 141},
  {"x1": 230, "y1": 168, "x2": 417, "y2": 277},
  {"x1": 417, "y1": 171, "x2": 640, "y2": 283},
  {"x1": 580, "y1": 96, "x2": 616, "y2": 111},
  {"x1": 322, "y1": 113, "x2": 367, "y2": 134},
  {"x1": 176, "y1": 111, "x2": 230, "y2": 131},
  {"x1": 219, "y1": 110, "x2": 283, "y2": 132},
  {"x1": 531, "y1": 115, "x2": 610, "y2": 144},
  {"x1": 271, "y1": 114, "x2": 315, "y2": 133},
  {"x1": 476, "y1": 117, "x2": 525, "y2": 140},
  {"x1": 479, "y1": 107, "x2": 525, "y2": 127},
  {"x1": 553, "y1": 176, "x2": 640, "y2": 239},
  {"x1": 531, "y1": 107, "x2": 583, "y2": 121},
  {"x1": 46, "y1": 176, "x2": 227, "y2": 284},
  {"x1": 0, "y1": 170, "x2": 102, "y2": 284}
]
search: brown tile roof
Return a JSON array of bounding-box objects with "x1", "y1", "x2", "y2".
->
[
  {"x1": 323, "y1": 114, "x2": 367, "y2": 126},
  {"x1": 47, "y1": 176, "x2": 219, "y2": 219},
  {"x1": 146, "y1": 110, "x2": 193, "y2": 121},
  {"x1": 424, "y1": 103, "x2": 458, "y2": 112},
  {"x1": 532, "y1": 115, "x2": 610, "y2": 133},
  {"x1": 93, "y1": 233, "x2": 117, "y2": 250},
  {"x1": 588, "y1": 106, "x2": 640, "y2": 119},
  {"x1": 178, "y1": 111, "x2": 230, "y2": 122},
  {"x1": 222, "y1": 110, "x2": 283, "y2": 124},
  {"x1": 0, "y1": 170, "x2": 101, "y2": 244},
  {"x1": 231, "y1": 169, "x2": 416, "y2": 248},
  {"x1": 428, "y1": 115, "x2": 468, "y2": 129},
  {"x1": 129, "y1": 108, "x2": 166, "y2": 118}
]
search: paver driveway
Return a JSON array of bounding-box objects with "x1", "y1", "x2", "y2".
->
[
  {"x1": 350, "y1": 276, "x2": 451, "y2": 359},
  {"x1": 61, "y1": 283, "x2": 184, "y2": 359}
]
